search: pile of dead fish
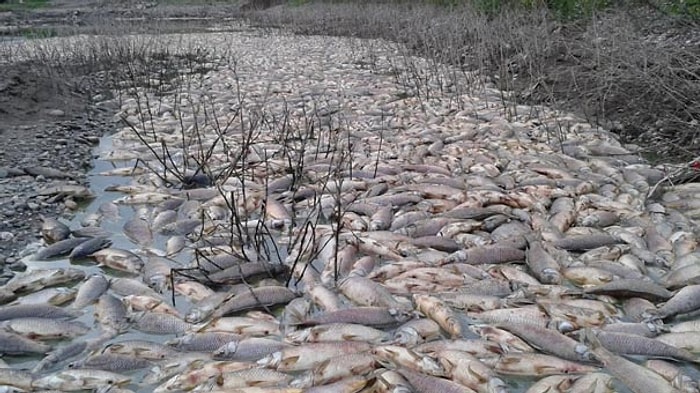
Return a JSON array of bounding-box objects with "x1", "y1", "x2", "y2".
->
[{"x1": 1, "y1": 30, "x2": 699, "y2": 393}]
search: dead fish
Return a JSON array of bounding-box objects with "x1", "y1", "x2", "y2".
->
[
  {"x1": 166, "y1": 332, "x2": 242, "y2": 352},
  {"x1": 286, "y1": 323, "x2": 390, "y2": 344},
  {"x1": 10, "y1": 286, "x2": 76, "y2": 306},
  {"x1": 32, "y1": 369, "x2": 130, "y2": 391},
  {"x1": 299, "y1": 307, "x2": 411, "y2": 328},
  {"x1": 196, "y1": 316, "x2": 280, "y2": 336},
  {"x1": 392, "y1": 318, "x2": 442, "y2": 346},
  {"x1": 0, "y1": 303, "x2": 79, "y2": 321},
  {"x1": 142, "y1": 256, "x2": 175, "y2": 293},
  {"x1": 213, "y1": 286, "x2": 299, "y2": 317},
  {"x1": 551, "y1": 233, "x2": 618, "y2": 250},
  {"x1": 41, "y1": 217, "x2": 71, "y2": 244},
  {"x1": 206, "y1": 368, "x2": 292, "y2": 389},
  {"x1": 339, "y1": 276, "x2": 407, "y2": 309},
  {"x1": 0, "y1": 331, "x2": 51, "y2": 355},
  {"x1": 483, "y1": 353, "x2": 599, "y2": 376},
  {"x1": 441, "y1": 246, "x2": 525, "y2": 265},
  {"x1": 71, "y1": 274, "x2": 109, "y2": 309},
  {"x1": 307, "y1": 284, "x2": 343, "y2": 312},
  {"x1": 258, "y1": 341, "x2": 372, "y2": 372},
  {"x1": 370, "y1": 345, "x2": 445, "y2": 376},
  {"x1": 91, "y1": 248, "x2": 144, "y2": 273},
  {"x1": 601, "y1": 321, "x2": 665, "y2": 337},
  {"x1": 123, "y1": 217, "x2": 153, "y2": 246},
  {"x1": 130, "y1": 312, "x2": 191, "y2": 335},
  {"x1": 184, "y1": 292, "x2": 229, "y2": 324},
  {"x1": 438, "y1": 349, "x2": 508, "y2": 393},
  {"x1": 152, "y1": 358, "x2": 254, "y2": 392},
  {"x1": 414, "y1": 294, "x2": 464, "y2": 338},
  {"x1": 34, "y1": 237, "x2": 91, "y2": 260},
  {"x1": 469, "y1": 307, "x2": 549, "y2": 329},
  {"x1": 291, "y1": 353, "x2": 376, "y2": 388},
  {"x1": 207, "y1": 262, "x2": 289, "y2": 285},
  {"x1": 38, "y1": 184, "x2": 94, "y2": 200},
  {"x1": 643, "y1": 359, "x2": 698, "y2": 391},
  {"x1": 32, "y1": 340, "x2": 91, "y2": 373},
  {"x1": 495, "y1": 321, "x2": 592, "y2": 362},
  {"x1": 110, "y1": 277, "x2": 161, "y2": 299},
  {"x1": 3, "y1": 268, "x2": 85, "y2": 294},
  {"x1": 580, "y1": 328, "x2": 681, "y2": 393},
  {"x1": 567, "y1": 372, "x2": 614, "y2": 393},
  {"x1": 0, "y1": 368, "x2": 35, "y2": 390},
  {"x1": 123, "y1": 294, "x2": 180, "y2": 317},
  {"x1": 525, "y1": 236, "x2": 562, "y2": 284},
  {"x1": 587, "y1": 330, "x2": 698, "y2": 363},
  {"x1": 213, "y1": 337, "x2": 289, "y2": 361},
  {"x1": 651, "y1": 285, "x2": 700, "y2": 320},
  {"x1": 396, "y1": 368, "x2": 475, "y2": 393},
  {"x1": 525, "y1": 375, "x2": 577, "y2": 393},
  {"x1": 584, "y1": 279, "x2": 673, "y2": 302},
  {"x1": 103, "y1": 339, "x2": 178, "y2": 361},
  {"x1": 370, "y1": 205, "x2": 393, "y2": 230},
  {"x1": 159, "y1": 219, "x2": 201, "y2": 236},
  {"x1": 97, "y1": 201, "x2": 121, "y2": 220},
  {"x1": 303, "y1": 376, "x2": 369, "y2": 393},
  {"x1": 70, "y1": 353, "x2": 152, "y2": 372},
  {"x1": 656, "y1": 332, "x2": 700, "y2": 354},
  {"x1": 68, "y1": 236, "x2": 112, "y2": 260},
  {"x1": 96, "y1": 293, "x2": 129, "y2": 335},
  {"x1": 623, "y1": 297, "x2": 658, "y2": 322},
  {"x1": 2, "y1": 317, "x2": 89, "y2": 340}
]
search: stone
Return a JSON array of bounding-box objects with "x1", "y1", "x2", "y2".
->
[{"x1": 46, "y1": 109, "x2": 65, "y2": 117}]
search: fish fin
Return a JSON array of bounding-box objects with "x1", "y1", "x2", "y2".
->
[
  {"x1": 234, "y1": 324, "x2": 254, "y2": 334},
  {"x1": 578, "y1": 328, "x2": 601, "y2": 350},
  {"x1": 441, "y1": 358, "x2": 455, "y2": 372},
  {"x1": 534, "y1": 365, "x2": 556, "y2": 375},
  {"x1": 499, "y1": 356, "x2": 519, "y2": 365},
  {"x1": 467, "y1": 364, "x2": 488, "y2": 383},
  {"x1": 281, "y1": 355, "x2": 300, "y2": 368},
  {"x1": 315, "y1": 358, "x2": 331, "y2": 371},
  {"x1": 341, "y1": 334, "x2": 359, "y2": 341}
]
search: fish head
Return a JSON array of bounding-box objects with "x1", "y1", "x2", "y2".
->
[
  {"x1": 574, "y1": 343, "x2": 595, "y2": 362},
  {"x1": 185, "y1": 309, "x2": 206, "y2": 324},
  {"x1": 419, "y1": 356, "x2": 446, "y2": 376},
  {"x1": 392, "y1": 328, "x2": 420, "y2": 346},
  {"x1": 541, "y1": 268, "x2": 562, "y2": 285}
]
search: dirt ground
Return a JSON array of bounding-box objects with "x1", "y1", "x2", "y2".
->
[
  {"x1": 0, "y1": 0, "x2": 243, "y2": 270},
  {"x1": 0, "y1": 61, "x2": 113, "y2": 271}
]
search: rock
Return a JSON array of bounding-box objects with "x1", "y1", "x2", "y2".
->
[
  {"x1": 0, "y1": 232, "x2": 13, "y2": 242},
  {"x1": 64, "y1": 199, "x2": 78, "y2": 210},
  {"x1": 46, "y1": 109, "x2": 65, "y2": 117}
]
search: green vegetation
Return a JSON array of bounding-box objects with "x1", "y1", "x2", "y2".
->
[
  {"x1": 0, "y1": 0, "x2": 49, "y2": 11},
  {"x1": 18, "y1": 27, "x2": 58, "y2": 38}
]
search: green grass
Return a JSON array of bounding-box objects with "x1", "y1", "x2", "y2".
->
[
  {"x1": 17, "y1": 26, "x2": 58, "y2": 38},
  {"x1": 0, "y1": 0, "x2": 50, "y2": 11}
]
